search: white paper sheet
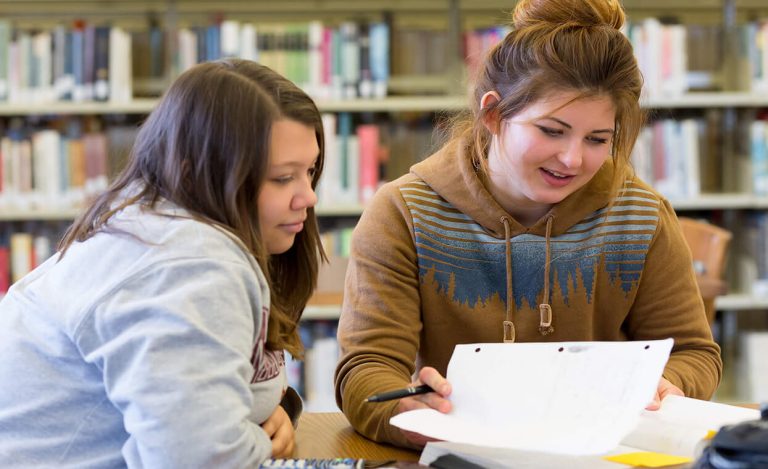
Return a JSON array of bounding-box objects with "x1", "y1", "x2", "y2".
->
[
  {"x1": 390, "y1": 339, "x2": 674, "y2": 455},
  {"x1": 417, "y1": 397, "x2": 761, "y2": 467},
  {"x1": 622, "y1": 394, "x2": 761, "y2": 457}
]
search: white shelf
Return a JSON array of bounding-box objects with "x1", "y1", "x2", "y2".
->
[
  {"x1": 0, "y1": 207, "x2": 82, "y2": 221},
  {"x1": 316, "y1": 204, "x2": 365, "y2": 216},
  {"x1": 716, "y1": 294, "x2": 768, "y2": 311},
  {"x1": 642, "y1": 92, "x2": 768, "y2": 108},
  {"x1": 0, "y1": 96, "x2": 469, "y2": 115},
  {"x1": 0, "y1": 99, "x2": 158, "y2": 116},
  {"x1": 3, "y1": 194, "x2": 768, "y2": 221},
  {"x1": 5, "y1": 92, "x2": 768, "y2": 116},
  {"x1": 671, "y1": 194, "x2": 768, "y2": 210},
  {"x1": 302, "y1": 304, "x2": 342, "y2": 321}
]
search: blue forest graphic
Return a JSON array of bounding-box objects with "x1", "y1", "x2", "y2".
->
[{"x1": 402, "y1": 182, "x2": 659, "y2": 309}]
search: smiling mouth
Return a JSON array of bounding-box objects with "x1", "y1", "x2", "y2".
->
[{"x1": 542, "y1": 168, "x2": 573, "y2": 179}]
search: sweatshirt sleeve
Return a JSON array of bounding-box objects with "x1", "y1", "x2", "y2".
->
[
  {"x1": 73, "y1": 256, "x2": 275, "y2": 468},
  {"x1": 626, "y1": 199, "x2": 722, "y2": 399},
  {"x1": 335, "y1": 181, "x2": 423, "y2": 448}
]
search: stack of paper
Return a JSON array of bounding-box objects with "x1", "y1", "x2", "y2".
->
[{"x1": 389, "y1": 340, "x2": 760, "y2": 468}]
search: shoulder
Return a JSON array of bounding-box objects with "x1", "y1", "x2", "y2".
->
[
  {"x1": 618, "y1": 177, "x2": 685, "y2": 244},
  {"x1": 616, "y1": 177, "x2": 672, "y2": 214},
  {"x1": 113, "y1": 204, "x2": 257, "y2": 267},
  {"x1": 362, "y1": 172, "x2": 424, "y2": 217}
]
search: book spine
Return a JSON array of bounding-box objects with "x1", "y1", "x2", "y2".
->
[
  {"x1": 0, "y1": 19, "x2": 9, "y2": 100},
  {"x1": 357, "y1": 124, "x2": 380, "y2": 203}
]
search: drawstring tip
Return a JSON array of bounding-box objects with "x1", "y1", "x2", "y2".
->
[
  {"x1": 503, "y1": 320, "x2": 516, "y2": 343},
  {"x1": 538, "y1": 304, "x2": 554, "y2": 336}
]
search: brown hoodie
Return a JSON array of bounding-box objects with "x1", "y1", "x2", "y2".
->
[{"x1": 334, "y1": 140, "x2": 722, "y2": 448}]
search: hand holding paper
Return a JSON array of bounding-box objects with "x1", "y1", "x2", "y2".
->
[
  {"x1": 392, "y1": 366, "x2": 453, "y2": 447},
  {"x1": 390, "y1": 339, "x2": 674, "y2": 455}
]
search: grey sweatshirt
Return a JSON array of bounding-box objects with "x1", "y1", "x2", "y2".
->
[{"x1": 0, "y1": 200, "x2": 286, "y2": 467}]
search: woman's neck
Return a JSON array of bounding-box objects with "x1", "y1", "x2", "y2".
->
[
  {"x1": 506, "y1": 204, "x2": 552, "y2": 228},
  {"x1": 485, "y1": 180, "x2": 552, "y2": 227}
]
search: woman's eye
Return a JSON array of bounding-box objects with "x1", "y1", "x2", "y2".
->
[
  {"x1": 537, "y1": 125, "x2": 562, "y2": 137},
  {"x1": 272, "y1": 176, "x2": 293, "y2": 184},
  {"x1": 308, "y1": 167, "x2": 317, "y2": 178},
  {"x1": 587, "y1": 136, "x2": 609, "y2": 145}
]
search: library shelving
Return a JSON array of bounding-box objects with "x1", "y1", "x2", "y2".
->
[
  {"x1": 2, "y1": 0, "x2": 768, "y2": 404},
  {"x1": 1, "y1": 1, "x2": 767, "y2": 293}
]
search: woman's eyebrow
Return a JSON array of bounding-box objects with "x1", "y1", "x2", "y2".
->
[{"x1": 543, "y1": 116, "x2": 614, "y2": 134}]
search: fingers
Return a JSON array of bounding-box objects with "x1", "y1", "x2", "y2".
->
[
  {"x1": 262, "y1": 406, "x2": 295, "y2": 458},
  {"x1": 261, "y1": 408, "x2": 283, "y2": 438},
  {"x1": 646, "y1": 378, "x2": 684, "y2": 411},
  {"x1": 658, "y1": 379, "x2": 685, "y2": 401},
  {"x1": 395, "y1": 367, "x2": 453, "y2": 416},
  {"x1": 270, "y1": 419, "x2": 295, "y2": 458},
  {"x1": 418, "y1": 367, "x2": 451, "y2": 397},
  {"x1": 262, "y1": 418, "x2": 277, "y2": 438},
  {"x1": 645, "y1": 391, "x2": 661, "y2": 411}
]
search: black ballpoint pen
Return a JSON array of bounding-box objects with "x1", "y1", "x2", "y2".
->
[{"x1": 365, "y1": 384, "x2": 435, "y2": 402}]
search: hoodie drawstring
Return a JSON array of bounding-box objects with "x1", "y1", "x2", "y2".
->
[
  {"x1": 501, "y1": 217, "x2": 515, "y2": 343},
  {"x1": 501, "y1": 215, "x2": 555, "y2": 342},
  {"x1": 539, "y1": 215, "x2": 555, "y2": 335}
]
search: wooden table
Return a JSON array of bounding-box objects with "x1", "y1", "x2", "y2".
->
[
  {"x1": 295, "y1": 412, "x2": 420, "y2": 462},
  {"x1": 294, "y1": 406, "x2": 762, "y2": 466}
]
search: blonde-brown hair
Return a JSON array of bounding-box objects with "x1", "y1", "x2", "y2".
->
[
  {"x1": 454, "y1": 0, "x2": 644, "y2": 195},
  {"x1": 59, "y1": 60, "x2": 325, "y2": 358}
]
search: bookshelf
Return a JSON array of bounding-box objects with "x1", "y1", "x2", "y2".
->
[
  {"x1": 2, "y1": 0, "x2": 768, "y2": 405},
  {"x1": 0, "y1": 5, "x2": 766, "y2": 279}
]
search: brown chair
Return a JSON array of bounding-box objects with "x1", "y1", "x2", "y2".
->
[{"x1": 678, "y1": 217, "x2": 732, "y2": 324}]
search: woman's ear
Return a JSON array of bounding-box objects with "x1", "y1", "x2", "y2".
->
[{"x1": 480, "y1": 91, "x2": 502, "y2": 135}]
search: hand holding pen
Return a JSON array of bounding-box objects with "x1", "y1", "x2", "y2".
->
[{"x1": 365, "y1": 366, "x2": 452, "y2": 447}]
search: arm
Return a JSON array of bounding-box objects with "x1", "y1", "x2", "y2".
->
[
  {"x1": 626, "y1": 199, "x2": 722, "y2": 400},
  {"x1": 75, "y1": 257, "x2": 277, "y2": 467},
  {"x1": 334, "y1": 181, "x2": 428, "y2": 447}
]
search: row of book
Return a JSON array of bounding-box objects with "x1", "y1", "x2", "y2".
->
[
  {"x1": 317, "y1": 112, "x2": 437, "y2": 207},
  {"x1": 7, "y1": 16, "x2": 768, "y2": 105},
  {"x1": 630, "y1": 114, "x2": 768, "y2": 200},
  {"x1": 620, "y1": 19, "x2": 768, "y2": 96},
  {"x1": 631, "y1": 118, "x2": 704, "y2": 200},
  {"x1": 741, "y1": 21, "x2": 768, "y2": 94},
  {"x1": 3, "y1": 113, "x2": 768, "y2": 213},
  {"x1": 0, "y1": 123, "x2": 136, "y2": 210},
  {"x1": 286, "y1": 320, "x2": 340, "y2": 412},
  {"x1": 745, "y1": 211, "x2": 768, "y2": 296},
  {"x1": 0, "y1": 20, "x2": 132, "y2": 103},
  {"x1": 626, "y1": 19, "x2": 692, "y2": 97},
  {"x1": 750, "y1": 118, "x2": 768, "y2": 196},
  {"x1": 0, "y1": 112, "x2": 439, "y2": 214},
  {"x1": 0, "y1": 18, "x2": 390, "y2": 103},
  {"x1": 176, "y1": 20, "x2": 390, "y2": 100},
  {"x1": 0, "y1": 222, "x2": 63, "y2": 292}
]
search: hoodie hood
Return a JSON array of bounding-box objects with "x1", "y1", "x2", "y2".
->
[
  {"x1": 410, "y1": 139, "x2": 623, "y2": 238},
  {"x1": 412, "y1": 139, "x2": 626, "y2": 340}
]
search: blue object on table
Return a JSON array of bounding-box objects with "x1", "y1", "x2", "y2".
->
[
  {"x1": 692, "y1": 403, "x2": 768, "y2": 468},
  {"x1": 260, "y1": 458, "x2": 364, "y2": 469}
]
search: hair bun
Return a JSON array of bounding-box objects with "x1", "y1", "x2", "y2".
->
[{"x1": 512, "y1": 0, "x2": 625, "y2": 30}]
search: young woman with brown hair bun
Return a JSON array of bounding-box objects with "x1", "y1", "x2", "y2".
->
[{"x1": 335, "y1": 0, "x2": 721, "y2": 448}]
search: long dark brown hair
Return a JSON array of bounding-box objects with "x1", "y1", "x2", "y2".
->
[
  {"x1": 59, "y1": 59, "x2": 325, "y2": 357},
  {"x1": 452, "y1": 0, "x2": 645, "y2": 197}
]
